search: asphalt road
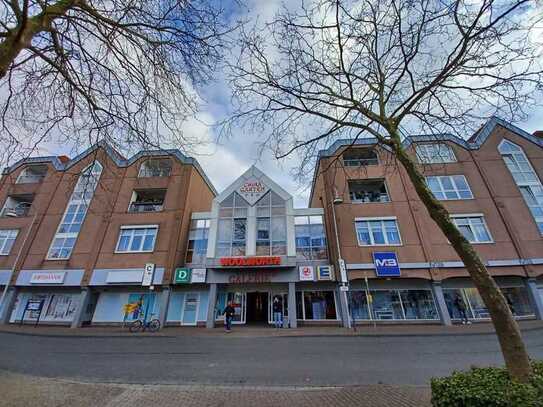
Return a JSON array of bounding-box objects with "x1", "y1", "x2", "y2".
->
[{"x1": 1, "y1": 329, "x2": 542, "y2": 386}]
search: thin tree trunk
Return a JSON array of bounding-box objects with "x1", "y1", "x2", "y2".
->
[{"x1": 387, "y1": 128, "x2": 533, "y2": 382}]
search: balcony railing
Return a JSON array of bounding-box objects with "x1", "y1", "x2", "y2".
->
[
  {"x1": 16, "y1": 174, "x2": 45, "y2": 184},
  {"x1": 343, "y1": 158, "x2": 379, "y2": 166},
  {"x1": 1, "y1": 203, "x2": 32, "y2": 217},
  {"x1": 128, "y1": 202, "x2": 163, "y2": 213},
  {"x1": 350, "y1": 193, "x2": 390, "y2": 203}
]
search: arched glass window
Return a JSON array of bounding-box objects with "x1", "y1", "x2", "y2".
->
[
  {"x1": 255, "y1": 191, "x2": 287, "y2": 255},
  {"x1": 498, "y1": 139, "x2": 543, "y2": 234},
  {"x1": 138, "y1": 158, "x2": 172, "y2": 177}
]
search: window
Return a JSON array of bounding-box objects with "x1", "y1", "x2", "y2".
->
[
  {"x1": 355, "y1": 218, "x2": 401, "y2": 246},
  {"x1": 15, "y1": 164, "x2": 47, "y2": 184},
  {"x1": 498, "y1": 139, "x2": 543, "y2": 234},
  {"x1": 128, "y1": 189, "x2": 166, "y2": 213},
  {"x1": 0, "y1": 229, "x2": 18, "y2": 255},
  {"x1": 186, "y1": 219, "x2": 210, "y2": 264},
  {"x1": 116, "y1": 226, "x2": 158, "y2": 253},
  {"x1": 138, "y1": 159, "x2": 172, "y2": 178},
  {"x1": 426, "y1": 175, "x2": 473, "y2": 200},
  {"x1": 1, "y1": 195, "x2": 33, "y2": 217},
  {"x1": 216, "y1": 192, "x2": 248, "y2": 257},
  {"x1": 47, "y1": 162, "x2": 102, "y2": 259},
  {"x1": 349, "y1": 179, "x2": 390, "y2": 203},
  {"x1": 452, "y1": 215, "x2": 492, "y2": 243},
  {"x1": 296, "y1": 291, "x2": 337, "y2": 320},
  {"x1": 295, "y1": 215, "x2": 327, "y2": 260},
  {"x1": 416, "y1": 143, "x2": 456, "y2": 164},
  {"x1": 343, "y1": 148, "x2": 378, "y2": 166},
  {"x1": 256, "y1": 191, "x2": 287, "y2": 256}
]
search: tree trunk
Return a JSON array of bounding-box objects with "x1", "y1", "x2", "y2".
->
[
  {"x1": 388, "y1": 129, "x2": 533, "y2": 382},
  {"x1": 0, "y1": 0, "x2": 77, "y2": 79}
]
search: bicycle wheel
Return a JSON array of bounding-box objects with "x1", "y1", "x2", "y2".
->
[
  {"x1": 148, "y1": 319, "x2": 161, "y2": 332},
  {"x1": 129, "y1": 319, "x2": 143, "y2": 333}
]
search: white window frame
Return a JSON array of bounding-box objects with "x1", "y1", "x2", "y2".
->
[
  {"x1": 115, "y1": 224, "x2": 159, "y2": 253},
  {"x1": 426, "y1": 175, "x2": 473, "y2": 200},
  {"x1": 451, "y1": 214, "x2": 493, "y2": 244},
  {"x1": 0, "y1": 229, "x2": 18, "y2": 255},
  {"x1": 354, "y1": 216, "x2": 403, "y2": 246},
  {"x1": 416, "y1": 143, "x2": 457, "y2": 164},
  {"x1": 46, "y1": 162, "x2": 102, "y2": 260}
]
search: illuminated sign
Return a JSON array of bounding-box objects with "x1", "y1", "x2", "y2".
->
[
  {"x1": 219, "y1": 256, "x2": 281, "y2": 267},
  {"x1": 373, "y1": 252, "x2": 401, "y2": 277},
  {"x1": 299, "y1": 266, "x2": 314, "y2": 281},
  {"x1": 237, "y1": 178, "x2": 269, "y2": 205}
]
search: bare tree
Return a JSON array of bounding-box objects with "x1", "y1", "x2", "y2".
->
[
  {"x1": 0, "y1": 0, "x2": 233, "y2": 168},
  {"x1": 227, "y1": 0, "x2": 543, "y2": 381}
]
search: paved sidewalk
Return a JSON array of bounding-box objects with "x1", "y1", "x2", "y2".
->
[
  {"x1": 0, "y1": 371, "x2": 431, "y2": 407},
  {"x1": 0, "y1": 319, "x2": 541, "y2": 338}
]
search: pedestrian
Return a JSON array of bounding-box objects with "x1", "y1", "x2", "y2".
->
[
  {"x1": 223, "y1": 301, "x2": 235, "y2": 332},
  {"x1": 454, "y1": 294, "x2": 471, "y2": 325},
  {"x1": 272, "y1": 296, "x2": 283, "y2": 328}
]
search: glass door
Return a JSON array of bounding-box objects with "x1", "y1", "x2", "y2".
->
[
  {"x1": 268, "y1": 292, "x2": 288, "y2": 324},
  {"x1": 181, "y1": 293, "x2": 200, "y2": 326}
]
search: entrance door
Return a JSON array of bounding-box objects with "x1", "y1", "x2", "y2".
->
[
  {"x1": 268, "y1": 293, "x2": 288, "y2": 324},
  {"x1": 246, "y1": 292, "x2": 269, "y2": 324},
  {"x1": 181, "y1": 293, "x2": 200, "y2": 326}
]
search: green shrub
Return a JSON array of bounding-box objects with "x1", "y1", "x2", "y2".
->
[{"x1": 431, "y1": 361, "x2": 543, "y2": 407}]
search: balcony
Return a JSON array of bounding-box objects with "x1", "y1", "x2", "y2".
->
[
  {"x1": 1, "y1": 195, "x2": 33, "y2": 217},
  {"x1": 128, "y1": 189, "x2": 166, "y2": 213},
  {"x1": 16, "y1": 165, "x2": 48, "y2": 184},
  {"x1": 349, "y1": 179, "x2": 390, "y2": 203},
  {"x1": 138, "y1": 159, "x2": 172, "y2": 178},
  {"x1": 343, "y1": 148, "x2": 378, "y2": 167}
]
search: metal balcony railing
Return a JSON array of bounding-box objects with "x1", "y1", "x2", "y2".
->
[
  {"x1": 128, "y1": 202, "x2": 164, "y2": 213},
  {"x1": 1, "y1": 203, "x2": 32, "y2": 217},
  {"x1": 16, "y1": 174, "x2": 45, "y2": 184},
  {"x1": 343, "y1": 158, "x2": 379, "y2": 166}
]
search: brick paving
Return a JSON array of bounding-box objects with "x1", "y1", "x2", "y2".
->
[{"x1": 0, "y1": 371, "x2": 431, "y2": 407}]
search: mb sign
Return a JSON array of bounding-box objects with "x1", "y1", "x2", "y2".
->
[{"x1": 373, "y1": 252, "x2": 401, "y2": 277}]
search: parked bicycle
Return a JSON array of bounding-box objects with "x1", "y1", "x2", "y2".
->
[{"x1": 129, "y1": 313, "x2": 161, "y2": 333}]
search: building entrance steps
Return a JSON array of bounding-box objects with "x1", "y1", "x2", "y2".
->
[{"x1": 0, "y1": 319, "x2": 541, "y2": 338}]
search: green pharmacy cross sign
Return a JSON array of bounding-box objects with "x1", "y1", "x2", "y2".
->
[{"x1": 174, "y1": 268, "x2": 191, "y2": 284}]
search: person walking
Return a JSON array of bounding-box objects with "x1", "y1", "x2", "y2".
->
[
  {"x1": 454, "y1": 294, "x2": 471, "y2": 325},
  {"x1": 223, "y1": 301, "x2": 235, "y2": 332},
  {"x1": 272, "y1": 296, "x2": 283, "y2": 328}
]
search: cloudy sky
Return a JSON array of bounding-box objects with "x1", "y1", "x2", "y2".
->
[{"x1": 19, "y1": 0, "x2": 543, "y2": 209}]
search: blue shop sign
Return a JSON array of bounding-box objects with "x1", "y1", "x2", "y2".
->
[{"x1": 373, "y1": 252, "x2": 401, "y2": 277}]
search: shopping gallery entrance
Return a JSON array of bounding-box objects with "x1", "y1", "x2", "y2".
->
[{"x1": 246, "y1": 292, "x2": 268, "y2": 324}]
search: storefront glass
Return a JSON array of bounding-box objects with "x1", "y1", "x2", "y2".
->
[
  {"x1": 296, "y1": 290, "x2": 337, "y2": 320},
  {"x1": 215, "y1": 292, "x2": 245, "y2": 323},
  {"x1": 10, "y1": 292, "x2": 80, "y2": 323},
  {"x1": 349, "y1": 289, "x2": 439, "y2": 321}
]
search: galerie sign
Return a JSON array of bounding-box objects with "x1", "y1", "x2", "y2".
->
[
  {"x1": 30, "y1": 272, "x2": 66, "y2": 284},
  {"x1": 238, "y1": 178, "x2": 269, "y2": 205},
  {"x1": 219, "y1": 256, "x2": 281, "y2": 267}
]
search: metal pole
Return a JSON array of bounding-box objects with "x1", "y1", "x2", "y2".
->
[
  {"x1": 331, "y1": 198, "x2": 351, "y2": 328},
  {"x1": 0, "y1": 212, "x2": 38, "y2": 320}
]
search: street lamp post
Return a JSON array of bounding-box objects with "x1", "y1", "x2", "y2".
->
[{"x1": 331, "y1": 194, "x2": 351, "y2": 329}]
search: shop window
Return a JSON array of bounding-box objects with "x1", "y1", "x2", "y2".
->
[
  {"x1": 355, "y1": 218, "x2": 401, "y2": 246},
  {"x1": 498, "y1": 139, "x2": 543, "y2": 234},
  {"x1": 47, "y1": 162, "x2": 102, "y2": 260},
  {"x1": 349, "y1": 289, "x2": 439, "y2": 321},
  {"x1": 128, "y1": 189, "x2": 166, "y2": 213},
  {"x1": 1, "y1": 195, "x2": 33, "y2": 217},
  {"x1": 451, "y1": 215, "x2": 492, "y2": 243},
  {"x1": 342, "y1": 148, "x2": 378, "y2": 166},
  {"x1": 426, "y1": 175, "x2": 473, "y2": 200},
  {"x1": 138, "y1": 158, "x2": 172, "y2": 178},
  {"x1": 15, "y1": 164, "x2": 47, "y2": 184},
  {"x1": 115, "y1": 225, "x2": 158, "y2": 253},
  {"x1": 217, "y1": 192, "x2": 248, "y2": 257},
  {"x1": 416, "y1": 143, "x2": 456, "y2": 164},
  {"x1": 256, "y1": 191, "x2": 287, "y2": 255},
  {"x1": 0, "y1": 229, "x2": 18, "y2": 255},
  {"x1": 296, "y1": 291, "x2": 337, "y2": 320},
  {"x1": 186, "y1": 219, "x2": 210, "y2": 264},
  {"x1": 295, "y1": 215, "x2": 327, "y2": 260},
  {"x1": 348, "y1": 179, "x2": 390, "y2": 203}
]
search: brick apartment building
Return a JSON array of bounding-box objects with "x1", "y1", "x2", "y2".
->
[{"x1": 0, "y1": 116, "x2": 541, "y2": 328}]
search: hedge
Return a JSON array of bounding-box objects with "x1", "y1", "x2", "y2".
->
[{"x1": 431, "y1": 361, "x2": 543, "y2": 407}]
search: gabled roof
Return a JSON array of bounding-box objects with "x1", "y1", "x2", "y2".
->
[
  {"x1": 214, "y1": 165, "x2": 291, "y2": 205},
  {"x1": 309, "y1": 116, "x2": 542, "y2": 205},
  {"x1": 3, "y1": 140, "x2": 217, "y2": 196}
]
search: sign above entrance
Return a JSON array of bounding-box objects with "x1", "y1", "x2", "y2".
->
[
  {"x1": 30, "y1": 272, "x2": 66, "y2": 284},
  {"x1": 174, "y1": 268, "x2": 191, "y2": 284},
  {"x1": 299, "y1": 266, "x2": 314, "y2": 281},
  {"x1": 219, "y1": 256, "x2": 281, "y2": 267},
  {"x1": 317, "y1": 265, "x2": 333, "y2": 281},
  {"x1": 373, "y1": 252, "x2": 401, "y2": 277},
  {"x1": 191, "y1": 268, "x2": 207, "y2": 283},
  {"x1": 238, "y1": 177, "x2": 269, "y2": 205}
]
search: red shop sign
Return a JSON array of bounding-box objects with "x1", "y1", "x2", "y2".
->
[{"x1": 220, "y1": 256, "x2": 281, "y2": 267}]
